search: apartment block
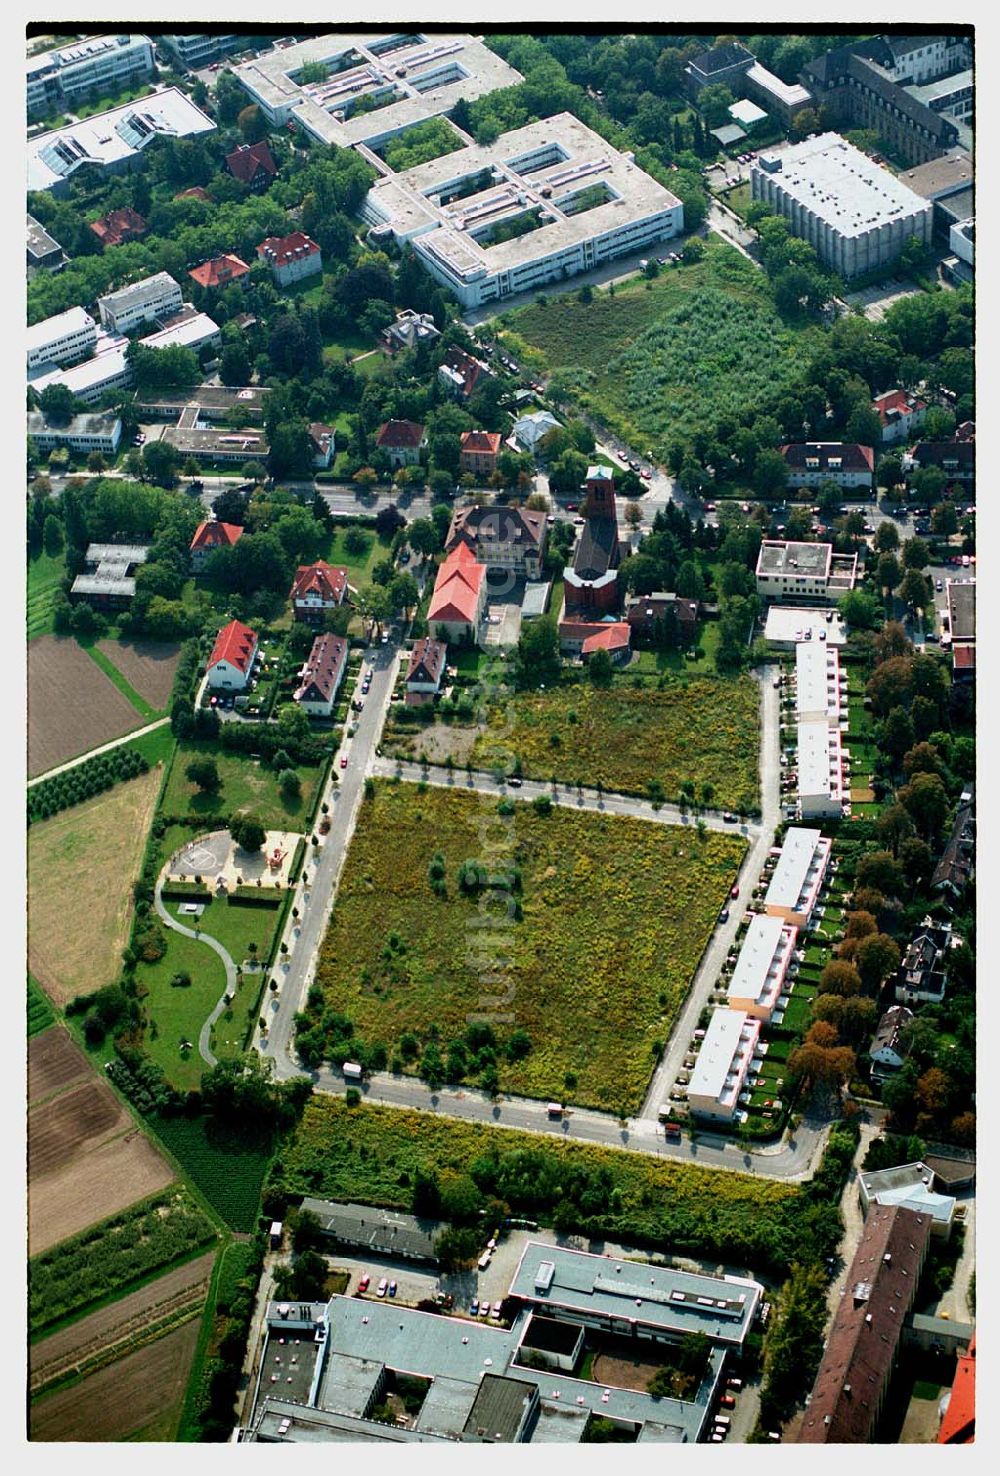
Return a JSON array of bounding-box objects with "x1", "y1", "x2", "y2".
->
[{"x1": 97, "y1": 271, "x2": 184, "y2": 334}]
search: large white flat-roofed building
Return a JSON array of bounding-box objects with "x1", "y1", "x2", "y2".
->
[
  {"x1": 750, "y1": 132, "x2": 933, "y2": 279},
  {"x1": 795, "y1": 639, "x2": 846, "y2": 725},
  {"x1": 509, "y1": 1241, "x2": 763, "y2": 1349},
  {"x1": 858, "y1": 1162, "x2": 956, "y2": 1238},
  {"x1": 27, "y1": 305, "x2": 97, "y2": 371},
  {"x1": 138, "y1": 311, "x2": 221, "y2": 354},
  {"x1": 726, "y1": 915, "x2": 798, "y2": 1023},
  {"x1": 27, "y1": 409, "x2": 122, "y2": 455},
  {"x1": 27, "y1": 33, "x2": 154, "y2": 119},
  {"x1": 687, "y1": 1009, "x2": 762, "y2": 1123},
  {"x1": 29, "y1": 330, "x2": 132, "y2": 404},
  {"x1": 764, "y1": 606, "x2": 846, "y2": 650},
  {"x1": 756, "y1": 539, "x2": 858, "y2": 605},
  {"x1": 160, "y1": 33, "x2": 255, "y2": 71},
  {"x1": 362, "y1": 112, "x2": 684, "y2": 309},
  {"x1": 97, "y1": 272, "x2": 184, "y2": 334},
  {"x1": 28, "y1": 87, "x2": 216, "y2": 195},
  {"x1": 764, "y1": 826, "x2": 832, "y2": 928},
  {"x1": 233, "y1": 32, "x2": 522, "y2": 148},
  {"x1": 797, "y1": 719, "x2": 845, "y2": 820}
]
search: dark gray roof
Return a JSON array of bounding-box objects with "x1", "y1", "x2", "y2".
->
[
  {"x1": 572, "y1": 517, "x2": 619, "y2": 581},
  {"x1": 300, "y1": 1197, "x2": 446, "y2": 1260},
  {"x1": 690, "y1": 41, "x2": 754, "y2": 76},
  {"x1": 803, "y1": 47, "x2": 961, "y2": 147},
  {"x1": 462, "y1": 1373, "x2": 536, "y2": 1442}
]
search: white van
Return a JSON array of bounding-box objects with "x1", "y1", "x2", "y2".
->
[
  {"x1": 547, "y1": 1103, "x2": 563, "y2": 1118},
  {"x1": 477, "y1": 1251, "x2": 492, "y2": 1271},
  {"x1": 342, "y1": 1061, "x2": 363, "y2": 1081}
]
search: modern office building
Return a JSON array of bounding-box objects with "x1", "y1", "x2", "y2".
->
[
  {"x1": 27, "y1": 410, "x2": 122, "y2": 456},
  {"x1": 26, "y1": 305, "x2": 97, "y2": 371},
  {"x1": 138, "y1": 310, "x2": 221, "y2": 355},
  {"x1": 27, "y1": 87, "x2": 216, "y2": 195},
  {"x1": 96, "y1": 271, "x2": 184, "y2": 334},
  {"x1": 27, "y1": 33, "x2": 154, "y2": 119},
  {"x1": 687, "y1": 1009, "x2": 762, "y2": 1123},
  {"x1": 795, "y1": 639, "x2": 846, "y2": 725},
  {"x1": 763, "y1": 826, "x2": 832, "y2": 928},
  {"x1": 28, "y1": 331, "x2": 132, "y2": 405},
  {"x1": 755, "y1": 540, "x2": 858, "y2": 605},
  {"x1": 797, "y1": 719, "x2": 845, "y2": 820},
  {"x1": 26, "y1": 214, "x2": 66, "y2": 273},
  {"x1": 159, "y1": 33, "x2": 255, "y2": 71},
  {"x1": 362, "y1": 113, "x2": 684, "y2": 309},
  {"x1": 750, "y1": 133, "x2": 933, "y2": 278},
  {"x1": 160, "y1": 425, "x2": 270, "y2": 465},
  {"x1": 231, "y1": 32, "x2": 522, "y2": 148},
  {"x1": 726, "y1": 914, "x2": 798, "y2": 1024}
]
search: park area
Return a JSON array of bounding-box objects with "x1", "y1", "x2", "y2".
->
[
  {"x1": 28, "y1": 635, "x2": 148, "y2": 777},
  {"x1": 501, "y1": 239, "x2": 822, "y2": 454},
  {"x1": 388, "y1": 674, "x2": 761, "y2": 812},
  {"x1": 28, "y1": 765, "x2": 162, "y2": 1004},
  {"x1": 160, "y1": 740, "x2": 324, "y2": 829},
  {"x1": 311, "y1": 781, "x2": 745, "y2": 1111}
]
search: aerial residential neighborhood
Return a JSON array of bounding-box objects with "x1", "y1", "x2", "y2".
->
[{"x1": 25, "y1": 20, "x2": 975, "y2": 1451}]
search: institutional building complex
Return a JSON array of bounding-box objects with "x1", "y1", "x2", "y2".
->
[
  {"x1": 751, "y1": 133, "x2": 933, "y2": 278},
  {"x1": 362, "y1": 113, "x2": 684, "y2": 308}
]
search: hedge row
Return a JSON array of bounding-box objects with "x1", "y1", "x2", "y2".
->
[
  {"x1": 226, "y1": 889, "x2": 283, "y2": 909},
  {"x1": 28, "y1": 747, "x2": 149, "y2": 824},
  {"x1": 161, "y1": 882, "x2": 213, "y2": 901}
]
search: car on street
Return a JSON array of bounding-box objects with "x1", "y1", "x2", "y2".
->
[
  {"x1": 565, "y1": 502, "x2": 578, "y2": 512},
  {"x1": 664, "y1": 1122, "x2": 682, "y2": 1140},
  {"x1": 573, "y1": 516, "x2": 585, "y2": 526},
  {"x1": 377, "y1": 1277, "x2": 388, "y2": 1297},
  {"x1": 358, "y1": 1274, "x2": 370, "y2": 1292},
  {"x1": 703, "y1": 502, "x2": 717, "y2": 512},
  {"x1": 726, "y1": 1377, "x2": 743, "y2": 1391},
  {"x1": 722, "y1": 811, "x2": 737, "y2": 823},
  {"x1": 718, "y1": 908, "x2": 730, "y2": 923},
  {"x1": 629, "y1": 459, "x2": 641, "y2": 471},
  {"x1": 936, "y1": 579, "x2": 944, "y2": 590},
  {"x1": 730, "y1": 884, "x2": 740, "y2": 899},
  {"x1": 508, "y1": 776, "x2": 523, "y2": 787},
  {"x1": 641, "y1": 468, "x2": 652, "y2": 480},
  {"x1": 470, "y1": 1298, "x2": 479, "y2": 1315},
  {"x1": 339, "y1": 755, "x2": 348, "y2": 768},
  {"x1": 388, "y1": 1280, "x2": 397, "y2": 1297},
  {"x1": 381, "y1": 632, "x2": 389, "y2": 643}
]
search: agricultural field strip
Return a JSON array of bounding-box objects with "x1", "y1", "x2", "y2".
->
[
  {"x1": 83, "y1": 643, "x2": 162, "y2": 721},
  {"x1": 30, "y1": 1250, "x2": 216, "y2": 1395},
  {"x1": 28, "y1": 634, "x2": 150, "y2": 778},
  {"x1": 27, "y1": 716, "x2": 172, "y2": 787},
  {"x1": 373, "y1": 758, "x2": 762, "y2": 837}
]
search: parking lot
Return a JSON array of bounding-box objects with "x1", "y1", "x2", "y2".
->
[{"x1": 842, "y1": 278, "x2": 923, "y2": 322}]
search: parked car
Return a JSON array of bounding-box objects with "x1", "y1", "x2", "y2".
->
[
  {"x1": 720, "y1": 1394, "x2": 737, "y2": 1409},
  {"x1": 722, "y1": 811, "x2": 737, "y2": 823},
  {"x1": 388, "y1": 1280, "x2": 397, "y2": 1297},
  {"x1": 470, "y1": 1298, "x2": 479, "y2": 1315},
  {"x1": 641, "y1": 468, "x2": 653, "y2": 481},
  {"x1": 479, "y1": 1301, "x2": 491, "y2": 1318},
  {"x1": 726, "y1": 1377, "x2": 743, "y2": 1391},
  {"x1": 377, "y1": 1278, "x2": 388, "y2": 1297},
  {"x1": 730, "y1": 884, "x2": 740, "y2": 899},
  {"x1": 358, "y1": 1274, "x2": 370, "y2": 1292},
  {"x1": 718, "y1": 908, "x2": 730, "y2": 923},
  {"x1": 340, "y1": 755, "x2": 348, "y2": 768},
  {"x1": 664, "y1": 1122, "x2": 682, "y2": 1140}
]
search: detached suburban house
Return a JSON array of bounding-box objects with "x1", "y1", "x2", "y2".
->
[
  {"x1": 781, "y1": 442, "x2": 875, "y2": 490},
  {"x1": 206, "y1": 618, "x2": 258, "y2": 691},
  {"x1": 625, "y1": 592, "x2": 699, "y2": 645},
  {"x1": 190, "y1": 518, "x2": 243, "y2": 573},
  {"x1": 558, "y1": 619, "x2": 632, "y2": 663},
  {"x1": 381, "y1": 309, "x2": 439, "y2": 355},
  {"x1": 873, "y1": 387, "x2": 928, "y2": 444},
  {"x1": 446, "y1": 503, "x2": 547, "y2": 580},
  {"x1": 256, "y1": 230, "x2": 322, "y2": 287},
  {"x1": 869, "y1": 1004, "x2": 913, "y2": 1081},
  {"x1": 290, "y1": 561, "x2": 349, "y2": 624},
  {"x1": 459, "y1": 429, "x2": 502, "y2": 479},
  {"x1": 294, "y1": 634, "x2": 349, "y2": 717},
  {"x1": 188, "y1": 253, "x2": 251, "y2": 291},
  {"x1": 427, "y1": 542, "x2": 487, "y2": 644},
  {"x1": 375, "y1": 419, "x2": 427, "y2": 468},
  {"x1": 308, "y1": 423, "x2": 336, "y2": 469},
  {"x1": 904, "y1": 436, "x2": 975, "y2": 484},
  {"x1": 438, "y1": 344, "x2": 491, "y2": 399},
  {"x1": 225, "y1": 140, "x2": 278, "y2": 191},
  {"x1": 406, "y1": 638, "x2": 447, "y2": 706},
  {"x1": 89, "y1": 206, "x2": 147, "y2": 248},
  {"x1": 894, "y1": 920, "x2": 954, "y2": 1005}
]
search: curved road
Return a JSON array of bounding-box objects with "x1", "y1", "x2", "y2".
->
[{"x1": 154, "y1": 873, "x2": 238, "y2": 1066}]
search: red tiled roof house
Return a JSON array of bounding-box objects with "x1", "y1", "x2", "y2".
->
[
  {"x1": 406, "y1": 638, "x2": 447, "y2": 706},
  {"x1": 873, "y1": 388, "x2": 927, "y2": 445},
  {"x1": 206, "y1": 618, "x2": 258, "y2": 690},
  {"x1": 188, "y1": 254, "x2": 250, "y2": 291},
  {"x1": 89, "y1": 207, "x2": 147, "y2": 248},
  {"x1": 459, "y1": 429, "x2": 502, "y2": 479},
  {"x1": 190, "y1": 518, "x2": 244, "y2": 574},
  {"x1": 294, "y1": 633, "x2": 349, "y2": 717},
  {"x1": 225, "y1": 141, "x2": 278, "y2": 192},
  {"x1": 427, "y1": 543, "x2": 487, "y2": 645},
  {"x1": 438, "y1": 345, "x2": 491, "y2": 399},
  {"x1": 558, "y1": 618, "x2": 631, "y2": 662},
  {"x1": 375, "y1": 419, "x2": 427, "y2": 469},
  {"x1": 290, "y1": 561, "x2": 349, "y2": 624},
  {"x1": 256, "y1": 231, "x2": 322, "y2": 287}
]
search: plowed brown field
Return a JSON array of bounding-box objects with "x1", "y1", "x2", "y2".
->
[
  {"x1": 28, "y1": 1078, "x2": 129, "y2": 1177},
  {"x1": 28, "y1": 1027, "x2": 90, "y2": 1105},
  {"x1": 29, "y1": 1250, "x2": 215, "y2": 1394},
  {"x1": 29, "y1": 1121, "x2": 175, "y2": 1256},
  {"x1": 28, "y1": 635, "x2": 144, "y2": 777},
  {"x1": 98, "y1": 638, "x2": 181, "y2": 709},
  {"x1": 30, "y1": 1318, "x2": 202, "y2": 1441}
]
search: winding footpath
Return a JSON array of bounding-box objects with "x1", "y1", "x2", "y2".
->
[{"x1": 153, "y1": 872, "x2": 239, "y2": 1066}]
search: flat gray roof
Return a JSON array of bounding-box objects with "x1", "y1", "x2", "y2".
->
[
  {"x1": 301, "y1": 1196, "x2": 446, "y2": 1259},
  {"x1": 26, "y1": 305, "x2": 94, "y2": 353},
  {"x1": 687, "y1": 1008, "x2": 758, "y2": 1106},
  {"x1": 509, "y1": 1241, "x2": 761, "y2": 1345},
  {"x1": 28, "y1": 88, "x2": 215, "y2": 192},
  {"x1": 758, "y1": 540, "x2": 832, "y2": 578},
  {"x1": 365, "y1": 111, "x2": 682, "y2": 282},
  {"x1": 727, "y1": 914, "x2": 792, "y2": 1010},
  {"x1": 897, "y1": 149, "x2": 973, "y2": 201},
  {"x1": 947, "y1": 580, "x2": 975, "y2": 642},
  {"x1": 796, "y1": 639, "x2": 840, "y2": 719},
  {"x1": 756, "y1": 132, "x2": 931, "y2": 238},
  {"x1": 906, "y1": 69, "x2": 973, "y2": 107},
  {"x1": 463, "y1": 1371, "x2": 535, "y2": 1441},
  {"x1": 764, "y1": 826, "x2": 828, "y2": 911},
  {"x1": 161, "y1": 426, "x2": 269, "y2": 456},
  {"x1": 764, "y1": 607, "x2": 847, "y2": 645}
]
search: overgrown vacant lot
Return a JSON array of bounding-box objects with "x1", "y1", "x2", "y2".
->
[
  {"x1": 28, "y1": 635, "x2": 147, "y2": 777},
  {"x1": 279, "y1": 1098, "x2": 803, "y2": 1273},
  {"x1": 503, "y1": 240, "x2": 820, "y2": 451},
  {"x1": 160, "y1": 740, "x2": 323, "y2": 829},
  {"x1": 312, "y1": 782, "x2": 745, "y2": 1111},
  {"x1": 97, "y1": 637, "x2": 181, "y2": 709},
  {"x1": 402, "y1": 676, "x2": 761, "y2": 812},
  {"x1": 28, "y1": 766, "x2": 162, "y2": 1004}
]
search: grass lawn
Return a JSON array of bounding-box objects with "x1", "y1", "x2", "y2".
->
[
  {"x1": 28, "y1": 767, "x2": 162, "y2": 1006},
  {"x1": 311, "y1": 781, "x2": 746, "y2": 1112},
  {"x1": 128, "y1": 724, "x2": 176, "y2": 769},
  {"x1": 318, "y1": 524, "x2": 384, "y2": 586},
  {"x1": 28, "y1": 975, "x2": 55, "y2": 1036},
  {"x1": 27, "y1": 550, "x2": 66, "y2": 641},
  {"x1": 502, "y1": 238, "x2": 823, "y2": 456},
  {"x1": 139, "y1": 897, "x2": 282, "y2": 1088},
  {"x1": 160, "y1": 741, "x2": 323, "y2": 830},
  {"x1": 464, "y1": 674, "x2": 760, "y2": 810}
]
